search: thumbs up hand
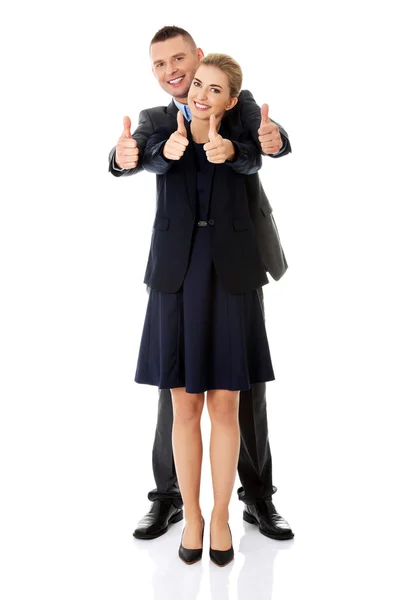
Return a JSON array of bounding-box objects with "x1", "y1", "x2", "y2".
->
[
  {"x1": 163, "y1": 111, "x2": 189, "y2": 160},
  {"x1": 260, "y1": 103, "x2": 270, "y2": 126},
  {"x1": 115, "y1": 116, "x2": 139, "y2": 169},
  {"x1": 203, "y1": 114, "x2": 235, "y2": 164},
  {"x1": 176, "y1": 110, "x2": 187, "y2": 138},
  {"x1": 208, "y1": 114, "x2": 219, "y2": 143},
  {"x1": 122, "y1": 115, "x2": 132, "y2": 137},
  {"x1": 257, "y1": 103, "x2": 283, "y2": 154}
]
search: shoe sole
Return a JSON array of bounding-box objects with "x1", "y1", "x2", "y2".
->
[
  {"x1": 243, "y1": 511, "x2": 295, "y2": 540},
  {"x1": 179, "y1": 555, "x2": 202, "y2": 565},
  {"x1": 209, "y1": 557, "x2": 234, "y2": 567},
  {"x1": 133, "y1": 510, "x2": 184, "y2": 540}
]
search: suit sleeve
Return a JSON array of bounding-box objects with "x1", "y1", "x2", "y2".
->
[
  {"x1": 141, "y1": 127, "x2": 175, "y2": 175},
  {"x1": 238, "y1": 89, "x2": 292, "y2": 158},
  {"x1": 226, "y1": 137, "x2": 262, "y2": 175},
  {"x1": 108, "y1": 109, "x2": 156, "y2": 177}
]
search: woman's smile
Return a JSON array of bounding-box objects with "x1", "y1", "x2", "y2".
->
[{"x1": 193, "y1": 101, "x2": 211, "y2": 111}]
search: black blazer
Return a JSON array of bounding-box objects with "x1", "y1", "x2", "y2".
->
[
  {"x1": 141, "y1": 118, "x2": 268, "y2": 295},
  {"x1": 108, "y1": 90, "x2": 291, "y2": 280}
]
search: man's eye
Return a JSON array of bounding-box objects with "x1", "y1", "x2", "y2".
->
[
  {"x1": 156, "y1": 63, "x2": 164, "y2": 68},
  {"x1": 175, "y1": 57, "x2": 183, "y2": 61}
]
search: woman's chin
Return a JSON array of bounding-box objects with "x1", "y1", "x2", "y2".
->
[
  {"x1": 190, "y1": 107, "x2": 212, "y2": 120},
  {"x1": 193, "y1": 113, "x2": 211, "y2": 121}
]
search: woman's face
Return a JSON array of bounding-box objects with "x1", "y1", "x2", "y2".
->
[{"x1": 188, "y1": 64, "x2": 238, "y2": 121}]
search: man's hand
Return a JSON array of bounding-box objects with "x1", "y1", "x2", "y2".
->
[
  {"x1": 163, "y1": 112, "x2": 189, "y2": 160},
  {"x1": 115, "y1": 116, "x2": 139, "y2": 169},
  {"x1": 258, "y1": 104, "x2": 283, "y2": 154},
  {"x1": 204, "y1": 114, "x2": 235, "y2": 164}
]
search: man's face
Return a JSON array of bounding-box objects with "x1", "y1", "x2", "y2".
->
[
  {"x1": 188, "y1": 64, "x2": 238, "y2": 121},
  {"x1": 150, "y1": 35, "x2": 204, "y2": 102}
]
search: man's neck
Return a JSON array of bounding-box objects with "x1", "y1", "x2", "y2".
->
[{"x1": 174, "y1": 96, "x2": 188, "y2": 105}]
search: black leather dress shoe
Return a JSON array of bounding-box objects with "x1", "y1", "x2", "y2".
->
[
  {"x1": 179, "y1": 516, "x2": 205, "y2": 565},
  {"x1": 243, "y1": 499, "x2": 294, "y2": 540},
  {"x1": 210, "y1": 523, "x2": 234, "y2": 567},
  {"x1": 133, "y1": 500, "x2": 183, "y2": 540}
]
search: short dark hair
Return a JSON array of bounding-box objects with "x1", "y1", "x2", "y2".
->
[{"x1": 150, "y1": 26, "x2": 197, "y2": 52}]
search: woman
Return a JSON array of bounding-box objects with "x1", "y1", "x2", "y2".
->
[{"x1": 135, "y1": 54, "x2": 275, "y2": 566}]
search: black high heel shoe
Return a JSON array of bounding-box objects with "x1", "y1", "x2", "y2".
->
[
  {"x1": 178, "y1": 516, "x2": 205, "y2": 565},
  {"x1": 210, "y1": 523, "x2": 234, "y2": 567}
]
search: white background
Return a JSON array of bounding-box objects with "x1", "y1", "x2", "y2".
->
[{"x1": 1, "y1": 1, "x2": 400, "y2": 599}]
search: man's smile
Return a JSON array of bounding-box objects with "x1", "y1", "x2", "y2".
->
[{"x1": 168, "y1": 76, "x2": 185, "y2": 86}]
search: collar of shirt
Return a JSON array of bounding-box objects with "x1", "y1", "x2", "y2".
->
[{"x1": 173, "y1": 98, "x2": 192, "y2": 121}]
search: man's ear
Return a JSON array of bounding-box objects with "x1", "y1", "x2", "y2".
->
[
  {"x1": 225, "y1": 97, "x2": 238, "y2": 112},
  {"x1": 197, "y1": 47, "x2": 205, "y2": 61}
]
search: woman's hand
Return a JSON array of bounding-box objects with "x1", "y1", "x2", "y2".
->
[
  {"x1": 163, "y1": 112, "x2": 189, "y2": 160},
  {"x1": 204, "y1": 115, "x2": 235, "y2": 164}
]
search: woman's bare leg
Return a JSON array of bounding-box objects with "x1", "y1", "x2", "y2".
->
[
  {"x1": 207, "y1": 389, "x2": 240, "y2": 550},
  {"x1": 171, "y1": 387, "x2": 204, "y2": 549}
]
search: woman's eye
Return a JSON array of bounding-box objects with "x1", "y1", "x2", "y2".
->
[
  {"x1": 211, "y1": 88, "x2": 220, "y2": 93},
  {"x1": 193, "y1": 81, "x2": 200, "y2": 87}
]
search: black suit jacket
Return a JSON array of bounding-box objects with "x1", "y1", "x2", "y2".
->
[
  {"x1": 141, "y1": 118, "x2": 268, "y2": 295},
  {"x1": 108, "y1": 90, "x2": 291, "y2": 280}
]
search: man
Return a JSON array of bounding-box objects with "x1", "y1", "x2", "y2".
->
[{"x1": 109, "y1": 26, "x2": 294, "y2": 541}]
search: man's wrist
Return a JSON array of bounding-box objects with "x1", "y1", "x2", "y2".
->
[
  {"x1": 224, "y1": 140, "x2": 236, "y2": 162},
  {"x1": 271, "y1": 138, "x2": 287, "y2": 156},
  {"x1": 112, "y1": 153, "x2": 125, "y2": 171}
]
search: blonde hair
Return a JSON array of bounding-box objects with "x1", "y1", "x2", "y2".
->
[{"x1": 199, "y1": 53, "x2": 243, "y2": 97}]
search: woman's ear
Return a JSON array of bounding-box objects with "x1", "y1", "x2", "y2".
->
[{"x1": 225, "y1": 97, "x2": 239, "y2": 112}]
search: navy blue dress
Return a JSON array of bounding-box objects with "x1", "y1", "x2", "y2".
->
[{"x1": 135, "y1": 142, "x2": 275, "y2": 394}]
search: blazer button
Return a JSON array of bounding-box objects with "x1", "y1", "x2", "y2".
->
[{"x1": 208, "y1": 219, "x2": 215, "y2": 226}]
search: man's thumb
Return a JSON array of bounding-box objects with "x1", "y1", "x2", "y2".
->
[
  {"x1": 122, "y1": 116, "x2": 132, "y2": 138},
  {"x1": 177, "y1": 111, "x2": 187, "y2": 137},
  {"x1": 260, "y1": 104, "x2": 270, "y2": 125}
]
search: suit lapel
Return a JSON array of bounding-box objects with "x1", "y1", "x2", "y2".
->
[
  {"x1": 208, "y1": 120, "x2": 229, "y2": 219},
  {"x1": 181, "y1": 119, "x2": 197, "y2": 217},
  {"x1": 203, "y1": 158, "x2": 216, "y2": 219},
  {"x1": 164, "y1": 102, "x2": 196, "y2": 216},
  {"x1": 166, "y1": 100, "x2": 178, "y2": 119}
]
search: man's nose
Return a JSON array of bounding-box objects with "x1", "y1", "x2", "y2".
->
[{"x1": 165, "y1": 61, "x2": 178, "y2": 76}]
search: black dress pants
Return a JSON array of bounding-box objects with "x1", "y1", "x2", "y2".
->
[{"x1": 146, "y1": 288, "x2": 277, "y2": 508}]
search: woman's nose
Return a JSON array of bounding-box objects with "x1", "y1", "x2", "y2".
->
[{"x1": 197, "y1": 89, "x2": 208, "y2": 101}]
